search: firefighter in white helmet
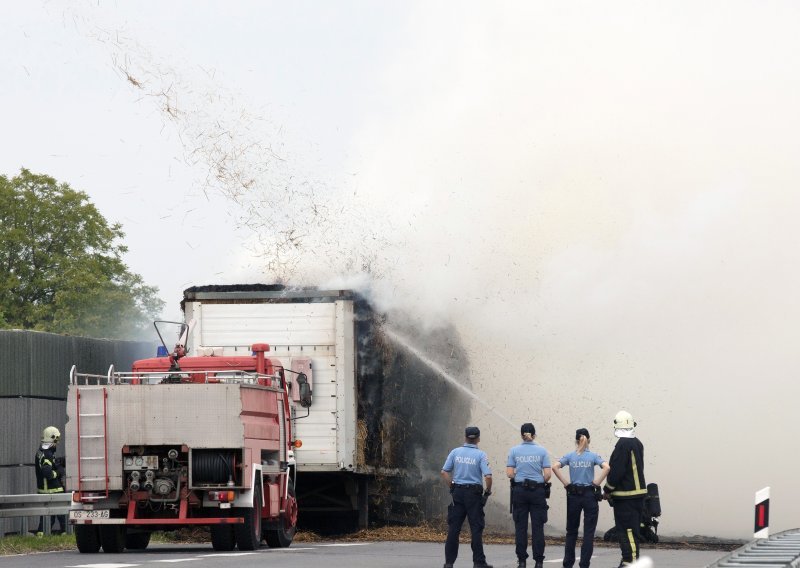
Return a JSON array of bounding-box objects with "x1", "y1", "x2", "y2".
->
[
  {"x1": 34, "y1": 426, "x2": 67, "y2": 536},
  {"x1": 603, "y1": 411, "x2": 647, "y2": 567}
]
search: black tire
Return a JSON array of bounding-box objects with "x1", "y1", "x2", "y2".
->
[
  {"x1": 235, "y1": 481, "x2": 263, "y2": 550},
  {"x1": 75, "y1": 525, "x2": 101, "y2": 553},
  {"x1": 603, "y1": 527, "x2": 617, "y2": 542},
  {"x1": 125, "y1": 531, "x2": 151, "y2": 550},
  {"x1": 265, "y1": 479, "x2": 297, "y2": 548},
  {"x1": 100, "y1": 525, "x2": 126, "y2": 553},
  {"x1": 644, "y1": 529, "x2": 659, "y2": 544},
  {"x1": 210, "y1": 524, "x2": 236, "y2": 552}
]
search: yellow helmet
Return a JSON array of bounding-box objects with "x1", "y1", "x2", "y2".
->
[
  {"x1": 41, "y1": 426, "x2": 61, "y2": 444},
  {"x1": 613, "y1": 410, "x2": 636, "y2": 430}
]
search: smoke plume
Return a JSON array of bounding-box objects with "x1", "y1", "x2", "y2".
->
[{"x1": 65, "y1": 1, "x2": 800, "y2": 538}]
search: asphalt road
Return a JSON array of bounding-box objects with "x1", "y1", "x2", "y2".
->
[{"x1": 0, "y1": 541, "x2": 728, "y2": 568}]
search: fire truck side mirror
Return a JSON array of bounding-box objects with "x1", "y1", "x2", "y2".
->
[{"x1": 297, "y1": 373, "x2": 312, "y2": 408}]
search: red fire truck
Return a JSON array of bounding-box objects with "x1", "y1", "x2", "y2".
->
[{"x1": 65, "y1": 322, "x2": 304, "y2": 553}]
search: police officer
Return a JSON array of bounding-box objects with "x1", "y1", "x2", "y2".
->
[
  {"x1": 552, "y1": 428, "x2": 610, "y2": 568},
  {"x1": 603, "y1": 411, "x2": 647, "y2": 567},
  {"x1": 441, "y1": 426, "x2": 493, "y2": 568},
  {"x1": 507, "y1": 422, "x2": 551, "y2": 568},
  {"x1": 34, "y1": 426, "x2": 67, "y2": 536}
]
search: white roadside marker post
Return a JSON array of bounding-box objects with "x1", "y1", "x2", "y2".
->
[{"x1": 754, "y1": 486, "x2": 770, "y2": 539}]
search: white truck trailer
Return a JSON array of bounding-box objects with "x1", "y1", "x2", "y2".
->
[{"x1": 181, "y1": 285, "x2": 472, "y2": 528}]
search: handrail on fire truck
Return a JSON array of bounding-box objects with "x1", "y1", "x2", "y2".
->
[
  {"x1": 69, "y1": 364, "x2": 114, "y2": 385},
  {"x1": 70, "y1": 365, "x2": 284, "y2": 389}
]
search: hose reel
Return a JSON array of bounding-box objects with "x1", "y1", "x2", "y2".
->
[{"x1": 192, "y1": 450, "x2": 238, "y2": 485}]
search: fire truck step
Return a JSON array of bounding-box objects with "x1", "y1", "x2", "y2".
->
[
  {"x1": 80, "y1": 477, "x2": 108, "y2": 482},
  {"x1": 79, "y1": 434, "x2": 105, "y2": 439},
  {"x1": 80, "y1": 457, "x2": 105, "y2": 461},
  {"x1": 79, "y1": 413, "x2": 104, "y2": 417}
]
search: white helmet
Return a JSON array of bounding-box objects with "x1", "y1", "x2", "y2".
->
[
  {"x1": 42, "y1": 426, "x2": 61, "y2": 444},
  {"x1": 613, "y1": 410, "x2": 636, "y2": 430}
]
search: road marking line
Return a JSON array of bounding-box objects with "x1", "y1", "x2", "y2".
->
[
  {"x1": 148, "y1": 559, "x2": 199, "y2": 563},
  {"x1": 197, "y1": 552, "x2": 258, "y2": 557},
  {"x1": 544, "y1": 554, "x2": 597, "y2": 563},
  {"x1": 316, "y1": 543, "x2": 372, "y2": 547},
  {"x1": 264, "y1": 547, "x2": 316, "y2": 551},
  {"x1": 66, "y1": 564, "x2": 140, "y2": 568}
]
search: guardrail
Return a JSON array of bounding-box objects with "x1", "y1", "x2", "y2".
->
[
  {"x1": 706, "y1": 529, "x2": 800, "y2": 567},
  {"x1": 0, "y1": 493, "x2": 73, "y2": 537}
]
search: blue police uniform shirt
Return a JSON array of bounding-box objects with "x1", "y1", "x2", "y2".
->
[
  {"x1": 442, "y1": 444, "x2": 492, "y2": 485},
  {"x1": 558, "y1": 450, "x2": 605, "y2": 486},
  {"x1": 507, "y1": 441, "x2": 551, "y2": 483}
]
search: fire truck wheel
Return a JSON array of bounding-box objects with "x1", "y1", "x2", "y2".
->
[
  {"x1": 210, "y1": 525, "x2": 236, "y2": 551},
  {"x1": 265, "y1": 479, "x2": 297, "y2": 548},
  {"x1": 235, "y1": 482, "x2": 263, "y2": 551},
  {"x1": 75, "y1": 525, "x2": 101, "y2": 553},
  {"x1": 100, "y1": 525, "x2": 126, "y2": 553},
  {"x1": 125, "y1": 531, "x2": 151, "y2": 550}
]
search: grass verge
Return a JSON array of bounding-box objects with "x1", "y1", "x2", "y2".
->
[{"x1": 0, "y1": 533, "x2": 77, "y2": 556}]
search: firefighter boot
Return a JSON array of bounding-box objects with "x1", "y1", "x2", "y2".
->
[
  {"x1": 534, "y1": 562, "x2": 544, "y2": 568},
  {"x1": 473, "y1": 563, "x2": 493, "y2": 568},
  {"x1": 517, "y1": 560, "x2": 526, "y2": 568}
]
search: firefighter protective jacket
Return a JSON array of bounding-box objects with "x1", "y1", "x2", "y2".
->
[
  {"x1": 35, "y1": 445, "x2": 65, "y2": 494},
  {"x1": 603, "y1": 436, "x2": 646, "y2": 499}
]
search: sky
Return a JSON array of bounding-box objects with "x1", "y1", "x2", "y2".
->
[{"x1": 3, "y1": 1, "x2": 800, "y2": 538}]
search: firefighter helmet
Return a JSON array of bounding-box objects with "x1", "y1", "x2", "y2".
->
[
  {"x1": 613, "y1": 410, "x2": 636, "y2": 429},
  {"x1": 41, "y1": 426, "x2": 61, "y2": 444}
]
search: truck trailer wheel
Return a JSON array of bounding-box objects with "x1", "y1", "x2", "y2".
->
[
  {"x1": 235, "y1": 482, "x2": 263, "y2": 550},
  {"x1": 125, "y1": 531, "x2": 151, "y2": 550},
  {"x1": 75, "y1": 525, "x2": 101, "y2": 553},
  {"x1": 100, "y1": 525, "x2": 126, "y2": 553},
  {"x1": 265, "y1": 479, "x2": 297, "y2": 548},
  {"x1": 210, "y1": 525, "x2": 236, "y2": 551}
]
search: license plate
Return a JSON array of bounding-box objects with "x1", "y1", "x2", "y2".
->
[{"x1": 69, "y1": 509, "x2": 110, "y2": 520}]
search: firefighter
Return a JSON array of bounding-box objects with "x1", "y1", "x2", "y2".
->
[
  {"x1": 603, "y1": 411, "x2": 647, "y2": 567},
  {"x1": 507, "y1": 422, "x2": 551, "y2": 568},
  {"x1": 34, "y1": 426, "x2": 67, "y2": 536},
  {"x1": 441, "y1": 426, "x2": 493, "y2": 568},
  {"x1": 552, "y1": 428, "x2": 610, "y2": 568}
]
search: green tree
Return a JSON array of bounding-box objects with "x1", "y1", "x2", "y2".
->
[{"x1": 0, "y1": 169, "x2": 164, "y2": 339}]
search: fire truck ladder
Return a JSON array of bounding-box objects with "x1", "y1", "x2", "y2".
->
[{"x1": 75, "y1": 383, "x2": 110, "y2": 499}]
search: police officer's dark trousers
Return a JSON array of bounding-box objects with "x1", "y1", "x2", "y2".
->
[
  {"x1": 445, "y1": 485, "x2": 486, "y2": 565},
  {"x1": 563, "y1": 489, "x2": 599, "y2": 568},
  {"x1": 512, "y1": 485, "x2": 548, "y2": 563},
  {"x1": 612, "y1": 497, "x2": 644, "y2": 563}
]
